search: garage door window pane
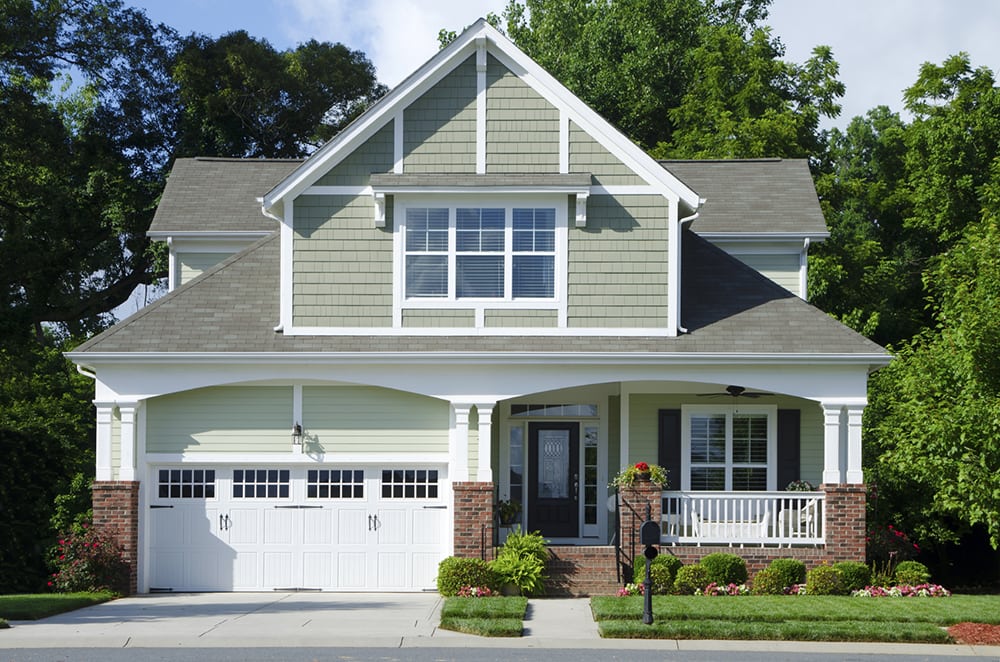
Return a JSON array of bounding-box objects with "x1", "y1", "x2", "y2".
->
[
  {"x1": 158, "y1": 468, "x2": 215, "y2": 499},
  {"x1": 233, "y1": 468, "x2": 290, "y2": 499},
  {"x1": 382, "y1": 468, "x2": 439, "y2": 499},
  {"x1": 307, "y1": 468, "x2": 365, "y2": 499}
]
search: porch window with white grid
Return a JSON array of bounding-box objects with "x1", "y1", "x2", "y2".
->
[{"x1": 685, "y1": 407, "x2": 774, "y2": 491}]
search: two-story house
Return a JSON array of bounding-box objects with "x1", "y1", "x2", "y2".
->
[{"x1": 68, "y1": 19, "x2": 888, "y2": 595}]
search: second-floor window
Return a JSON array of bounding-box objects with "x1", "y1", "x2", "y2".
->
[{"x1": 405, "y1": 206, "x2": 555, "y2": 300}]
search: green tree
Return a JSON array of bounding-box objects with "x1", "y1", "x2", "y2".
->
[{"x1": 172, "y1": 31, "x2": 386, "y2": 158}]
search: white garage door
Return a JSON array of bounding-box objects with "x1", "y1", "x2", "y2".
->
[{"x1": 146, "y1": 465, "x2": 448, "y2": 592}]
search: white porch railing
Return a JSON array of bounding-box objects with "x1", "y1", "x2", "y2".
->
[{"x1": 661, "y1": 491, "x2": 825, "y2": 547}]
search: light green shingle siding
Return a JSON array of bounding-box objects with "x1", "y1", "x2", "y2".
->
[
  {"x1": 303, "y1": 386, "x2": 449, "y2": 454},
  {"x1": 569, "y1": 121, "x2": 644, "y2": 186},
  {"x1": 485, "y1": 309, "x2": 558, "y2": 328},
  {"x1": 402, "y1": 309, "x2": 475, "y2": 327},
  {"x1": 293, "y1": 195, "x2": 393, "y2": 327},
  {"x1": 404, "y1": 56, "x2": 476, "y2": 173},
  {"x1": 568, "y1": 195, "x2": 670, "y2": 328},
  {"x1": 486, "y1": 56, "x2": 559, "y2": 173},
  {"x1": 315, "y1": 123, "x2": 395, "y2": 186},
  {"x1": 146, "y1": 386, "x2": 293, "y2": 453},
  {"x1": 178, "y1": 252, "x2": 231, "y2": 287},
  {"x1": 732, "y1": 253, "x2": 801, "y2": 296}
]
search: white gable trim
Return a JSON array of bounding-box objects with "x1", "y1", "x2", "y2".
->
[{"x1": 261, "y1": 19, "x2": 700, "y2": 216}]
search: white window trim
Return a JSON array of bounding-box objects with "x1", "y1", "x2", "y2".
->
[
  {"x1": 680, "y1": 404, "x2": 777, "y2": 491},
  {"x1": 392, "y1": 194, "x2": 569, "y2": 328}
]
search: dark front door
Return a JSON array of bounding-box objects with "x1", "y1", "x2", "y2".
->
[{"x1": 527, "y1": 422, "x2": 579, "y2": 538}]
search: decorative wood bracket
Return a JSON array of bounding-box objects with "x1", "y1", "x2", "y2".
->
[
  {"x1": 373, "y1": 192, "x2": 386, "y2": 228},
  {"x1": 575, "y1": 192, "x2": 589, "y2": 227}
]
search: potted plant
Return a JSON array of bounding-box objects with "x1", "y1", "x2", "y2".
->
[
  {"x1": 611, "y1": 462, "x2": 669, "y2": 488},
  {"x1": 785, "y1": 479, "x2": 815, "y2": 492},
  {"x1": 496, "y1": 499, "x2": 522, "y2": 525}
]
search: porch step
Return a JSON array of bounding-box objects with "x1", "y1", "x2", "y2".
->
[{"x1": 545, "y1": 545, "x2": 622, "y2": 596}]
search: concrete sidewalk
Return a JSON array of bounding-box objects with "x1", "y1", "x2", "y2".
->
[{"x1": 1, "y1": 592, "x2": 998, "y2": 656}]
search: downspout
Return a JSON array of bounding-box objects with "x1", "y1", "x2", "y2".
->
[
  {"x1": 76, "y1": 364, "x2": 97, "y2": 381},
  {"x1": 258, "y1": 198, "x2": 287, "y2": 332},
  {"x1": 675, "y1": 208, "x2": 702, "y2": 335}
]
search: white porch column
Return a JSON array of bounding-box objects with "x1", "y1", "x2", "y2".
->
[
  {"x1": 452, "y1": 404, "x2": 471, "y2": 482},
  {"x1": 845, "y1": 404, "x2": 865, "y2": 484},
  {"x1": 118, "y1": 402, "x2": 138, "y2": 481},
  {"x1": 475, "y1": 404, "x2": 494, "y2": 482},
  {"x1": 95, "y1": 403, "x2": 114, "y2": 481},
  {"x1": 821, "y1": 404, "x2": 843, "y2": 484}
]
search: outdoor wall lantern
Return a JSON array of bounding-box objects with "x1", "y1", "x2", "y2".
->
[{"x1": 291, "y1": 422, "x2": 303, "y2": 445}]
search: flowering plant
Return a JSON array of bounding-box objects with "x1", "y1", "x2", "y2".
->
[
  {"x1": 611, "y1": 462, "x2": 669, "y2": 488},
  {"x1": 785, "y1": 479, "x2": 815, "y2": 492},
  {"x1": 696, "y1": 582, "x2": 750, "y2": 596},
  {"x1": 49, "y1": 523, "x2": 130, "y2": 594},
  {"x1": 616, "y1": 582, "x2": 644, "y2": 597},
  {"x1": 851, "y1": 584, "x2": 951, "y2": 598},
  {"x1": 457, "y1": 585, "x2": 495, "y2": 597}
]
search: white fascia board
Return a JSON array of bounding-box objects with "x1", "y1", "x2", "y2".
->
[
  {"x1": 261, "y1": 26, "x2": 483, "y2": 213},
  {"x1": 147, "y1": 231, "x2": 272, "y2": 241},
  {"x1": 370, "y1": 184, "x2": 592, "y2": 196},
  {"x1": 146, "y1": 452, "x2": 451, "y2": 465},
  {"x1": 696, "y1": 232, "x2": 829, "y2": 243},
  {"x1": 66, "y1": 351, "x2": 892, "y2": 367}
]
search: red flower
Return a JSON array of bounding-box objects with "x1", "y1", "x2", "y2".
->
[{"x1": 634, "y1": 462, "x2": 650, "y2": 472}]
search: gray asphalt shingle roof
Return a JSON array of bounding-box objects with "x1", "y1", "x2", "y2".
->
[
  {"x1": 662, "y1": 159, "x2": 828, "y2": 236},
  {"x1": 73, "y1": 228, "x2": 884, "y2": 357},
  {"x1": 149, "y1": 158, "x2": 302, "y2": 234}
]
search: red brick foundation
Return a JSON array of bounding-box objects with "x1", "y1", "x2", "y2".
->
[
  {"x1": 92, "y1": 481, "x2": 140, "y2": 594},
  {"x1": 452, "y1": 481, "x2": 494, "y2": 560},
  {"x1": 546, "y1": 545, "x2": 620, "y2": 595}
]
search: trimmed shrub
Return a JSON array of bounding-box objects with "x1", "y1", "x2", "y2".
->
[
  {"x1": 674, "y1": 564, "x2": 710, "y2": 595},
  {"x1": 833, "y1": 561, "x2": 871, "y2": 592},
  {"x1": 894, "y1": 560, "x2": 931, "y2": 586},
  {"x1": 699, "y1": 553, "x2": 747, "y2": 585},
  {"x1": 806, "y1": 564, "x2": 846, "y2": 596},
  {"x1": 489, "y1": 554, "x2": 546, "y2": 596},
  {"x1": 649, "y1": 555, "x2": 683, "y2": 594},
  {"x1": 750, "y1": 567, "x2": 786, "y2": 595},
  {"x1": 767, "y1": 558, "x2": 807, "y2": 587},
  {"x1": 436, "y1": 557, "x2": 500, "y2": 597}
]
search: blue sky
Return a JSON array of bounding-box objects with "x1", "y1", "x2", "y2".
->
[{"x1": 127, "y1": 0, "x2": 1000, "y2": 128}]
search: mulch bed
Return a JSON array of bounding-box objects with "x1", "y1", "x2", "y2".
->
[{"x1": 947, "y1": 622, "x2": 1000, "y2": 645}]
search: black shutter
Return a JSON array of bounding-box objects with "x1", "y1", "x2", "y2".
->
[
  {"x1": 657, "y1": 409, "x2": 682, "y2": 491},
  {"x1": 776, "y1": 409, "x2": 801, "y2": 490}
]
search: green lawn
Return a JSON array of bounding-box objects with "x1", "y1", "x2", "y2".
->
[
  {"x1": 0, "y1": 593, "x2": 116, "y2": 622},
  {"x1": 591, "y1": 595, "x2": 1000, "y2": 642},
  {"x1": 438, "y1": 596, "x2": 528, "y2": 637}
]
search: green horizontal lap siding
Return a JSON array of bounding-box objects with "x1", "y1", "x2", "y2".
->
[
  {"x1": 732, "y1": 253, "x2": 801, "y2": 296},
  {"x1": 567, "y1": 194, "x2": 670, "y2": 328},
  {"x1": 178, "y1": 252, "x2": 231, "y2": 286},
  {"x1": 486, "y1": 56, "x2": 559, "y2": 173},
  {"x1": 303, "y1": 386, "x2": 449, "y2": 453},
  {"x1": 402, "y1": 309, "x2": 475, "y2": 327},
  {"x1": 627, "y1": 393, "x2": 823, "y2": 487},
  {"x1": 146, "y1": 386, "x2": 293, "y2": 453},
  {"x1": 315, "y1": 123, "x2": 395, "y2": 187},
  {"x1": 404, "y1": 56, "x2": 476, "y2": 173},
  {"x1": 569, "y1": 121, "x2": 644, "y2": 186},
  {"x1": 293, "y1": 195, "x2": 393, "y2": 327},
  {"x1": 484, "y1": 309, "x2": 557, "y2": 327}
]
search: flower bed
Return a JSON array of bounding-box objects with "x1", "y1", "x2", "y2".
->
[{"x1": 851, "y1": 584, "x2": 951, "y2": 598}]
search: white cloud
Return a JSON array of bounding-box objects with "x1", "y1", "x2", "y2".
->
[{"x1": 286, "y1": 0, "x2": 506, "y2": 88}]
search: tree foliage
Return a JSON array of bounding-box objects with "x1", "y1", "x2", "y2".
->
[{"x1": 172, "y1": 31, "x2": 386, "y2": 158}]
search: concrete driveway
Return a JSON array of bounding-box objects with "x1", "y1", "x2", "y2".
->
[{"x1": 1, "y1": 592, "x2": 450, "y2": 648}]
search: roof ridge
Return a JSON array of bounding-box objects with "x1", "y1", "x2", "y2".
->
[
  {"x1": 192, "y1": 156, "x2": 305, "y2": 163},
  {"x1": 660, "y1": 158, "x2": 787, "y2": 164}
]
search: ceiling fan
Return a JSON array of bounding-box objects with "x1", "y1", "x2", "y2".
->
[{"x1": 696, "y1": 385, "x2": 774, "y2": 399}]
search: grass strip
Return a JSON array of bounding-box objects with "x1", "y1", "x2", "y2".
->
[
  {"x1": 598, "y1": 619, "x2": 952, "y2": 643},
  {"x1": 591, "y1": 595, "x2": 1000, "y2": 626},
  {"x1": 0, "y1": 592, "x2": 116, "y2": 621},
  {"x1": 438, "y1": 596, "x2": 528, "y2": 637},
  {"x1": 440, "y1": 596, "x2": 528, "y2": 619},
  {"x1": 439, "y1": 617, "x2": 524, "y2": 637}
]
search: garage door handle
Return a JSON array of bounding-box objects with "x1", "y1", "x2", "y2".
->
[
  {"x1": 368, "y1": 514, "x2": 380, "y2": 531},
  {"x1": 219, "y1": 514, "x2": 231, "y2": 531}
]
